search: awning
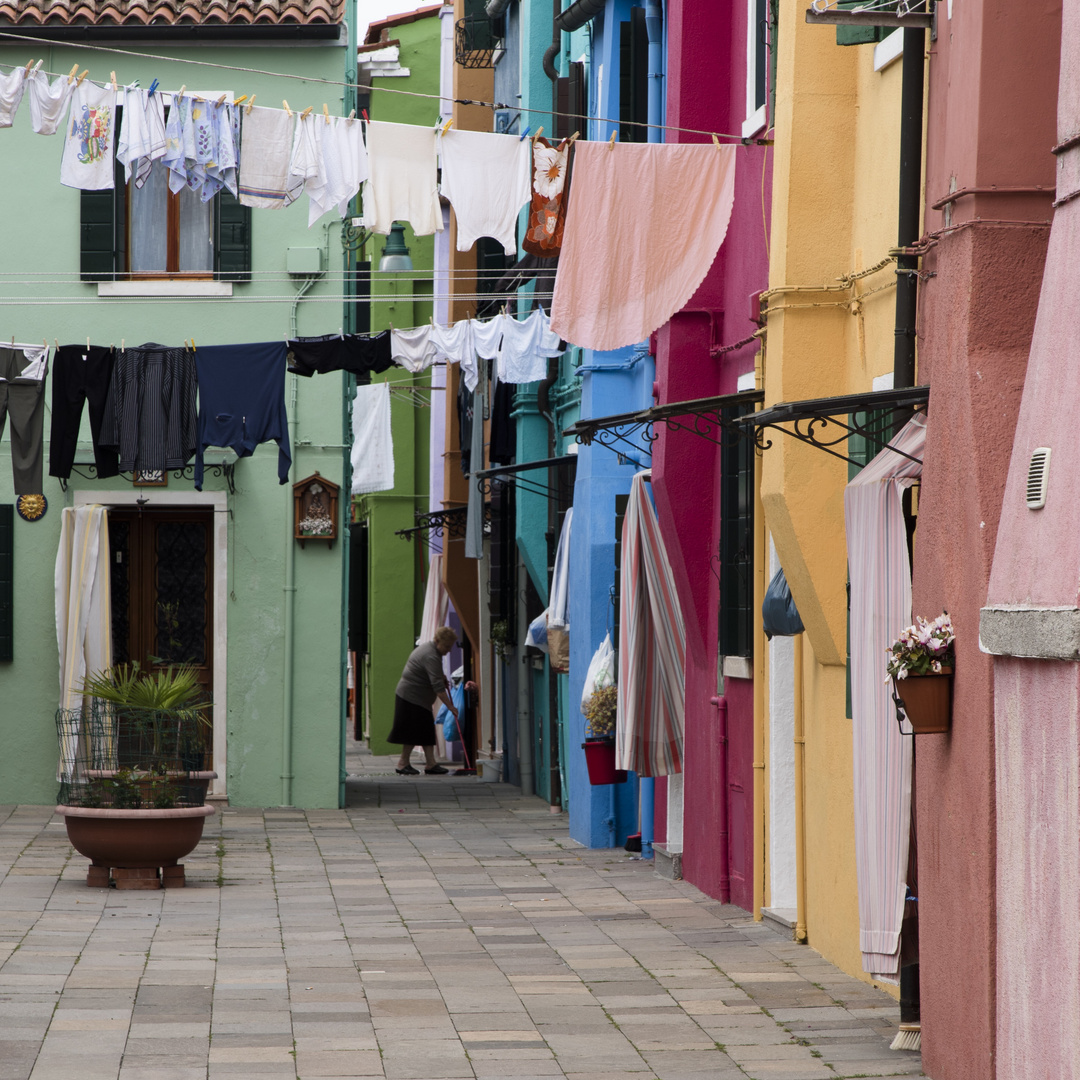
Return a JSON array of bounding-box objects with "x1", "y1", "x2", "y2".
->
[
  {"x1": 616, "y1": 473, "x2": 685, "y2": 777},
  {"x1": 564, "y1": 389, "x2": 764, "y2": 457},
  {"x1": 741, "y1": 385, "x2": 930, "y2": 465},
  {"x1": 475, "y1": 454, "x2": 577, "y2": 502},
  {"x1": 845, "y1": 413, "x2": 926, "y2": 984}
]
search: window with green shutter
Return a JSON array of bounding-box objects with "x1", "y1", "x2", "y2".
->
[
  {"x1": 835, "y1": 0, "x2": 887, "y2": 45},
  {"x1": 0, "y1": 505, "x2": 12, "y2": 662},
  {"x1": 215, "y1": 190, "x2": 252, "y2": 282}
]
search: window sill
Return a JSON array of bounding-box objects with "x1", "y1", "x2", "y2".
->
[
  {"x1": 723, "y1": 656, "x2": 753, "y2": 681},
  {"x1": 97, "y1": 281, "x2": 234, "y2": 298},
  {"x1": 742, "y1": 105, "x2": 767, "y2": 140},
  {"x1": 874, "y1": 29, "x2": 904, "y2": 72}
]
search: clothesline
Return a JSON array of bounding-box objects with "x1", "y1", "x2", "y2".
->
[{"x1": 0, "y1": 31, "x2": 771, "y2": 145}]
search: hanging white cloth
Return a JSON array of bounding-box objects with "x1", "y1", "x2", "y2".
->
[
  {"x1": 59, "y1": 81, "x2": 118, "y2": 191},
  {"x1": 27, "y1": 68, "x2": 75, "y2": 135},
  {"x1": 237, "y1": 105, "x2": 302, "y2": 209},
  {"x1": 351, "y1": 382, "x2": 395, "y2": 494},
  {"x1": 55, "y1": 505, "x2": 113, "y2": 779},
  {"x1": 420, "y1": 553, "x2": 449, "y2": 643},
  {"x1": 548, "y1": 508, "x2": 573, "y2": 629},
  {"x1": 306, "y1": 114, "x2": 369, "y2": 226},
  {"x1": 361, "y1": 120, "x2": 443, "y2": 236},
  {"x1": 391, "y1": 325, "x2": 438, "y2": 373},
  {"x1": 432, "y1": 319, "x2": 477, "y2": 392},
  {"x1": 116, "y1": 86, "x2": 167, "y2": 188},
  {"x1": 844, "y1": 412, "x2": 927, "y2": 984},
  {"x1": 497, "y1": 308, "x2": 564, "y2": 384},
  {"x1": 0, "y1": 65, "x2": 27, "y2": 128}
]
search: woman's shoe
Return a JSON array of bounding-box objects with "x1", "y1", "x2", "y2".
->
[
  {"x1": 424, "y1": 765, "x2": 449, "y2": 775},
  {"x1": 396, "y1": 765, "x2": 419, "y2": 775}
]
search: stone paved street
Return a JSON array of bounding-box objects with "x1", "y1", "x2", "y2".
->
[{"x1": 0, "y1": 740, "x2": 926, "y2": 1080}]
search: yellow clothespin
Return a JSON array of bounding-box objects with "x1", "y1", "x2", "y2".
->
[
  {"x1": 67, "y1": 63, "x2": 79, "y2": 84},
  {"x1": 283, "y1": 99, "x2": 293, "y2": 118},
  {"x1": 441, "y1": 117, "x2": 453, "y2": 135},
  {"x1": 711, "y1": 133, "x2": 720, "y2": 150},
  {"x1": 246, "y1": 94, "x2": 256, "y2": 113},
  {"x1": 216, "y1": 93, "x2": 227, "y2": 106},
  {"x1": 569, "y1": 131, "x2": 580, "y2": 143},
  {"x1": 110, "y1": 71, "x2": 117, "y2": 91},
  {"x1": 323, "y1": 103, "x2": 330, "y2": 124},
  {"x1": 86, "y1": 337, "x2": 90, "y2": 350},
  {"x1": 532, "y1": 125, "x2": 543, "y2": 141},
  {"x1": 608, "y1": 131, "x2": 617, "y2": 150},
  {"x1": 76, "y1": 70, "x2": 89, "y2": 87},
  {"x1": 234, "y1": 95, "x2": 248, "y2": 106},
  {"x1": 190, "y1": 337, "x2": 196, "y2": 352},
  {"x1": 177, "y1": 85, "x2": 186, "y2": 99},
  {"x1": 24, "y1": 59, "x2": 33, "y2": 74},
  {"x1": 54, "y1": 338, "x2": 59, "y2": 349},
  {"x1": 300, "y1": 106, "x2": 313, "y2": 120}
]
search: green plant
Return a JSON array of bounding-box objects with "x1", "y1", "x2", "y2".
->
[
  {"x1": 489, "y1": 619, "x2": 513, "y2": 660},
  {"x1": 584, "y1": 684, "x2": 618, "y2": 739},
  {"x1": 80, "y1": 661, "x2": 207, "y2": 723},
  {"x1": 886, "y1": 612, "x2": 955, "y2": 680}
]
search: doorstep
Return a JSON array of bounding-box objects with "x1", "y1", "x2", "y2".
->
[
  {"x1": 653, "y1": 843, "x2": 682, "y2": 880},
  {"x1": 761, "y1": 906, "x2": 798, "y2": 938}
]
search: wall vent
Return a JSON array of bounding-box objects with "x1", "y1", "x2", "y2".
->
[{"x1": 1026, "y1": 447, "x2": 1051, "y2": 509}]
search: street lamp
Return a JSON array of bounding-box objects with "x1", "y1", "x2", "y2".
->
[{"x1": 378, "y1": 222, "x2": 413, "y2": 272}]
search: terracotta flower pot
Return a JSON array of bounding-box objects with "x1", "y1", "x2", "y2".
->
[
  {"x1": 582, "y1": 740, "x2": 627, "y2": 785},
  {"x1": 893, "y1": 668, "x2": 953, "y2": 734},
  {"x1": 56, "y1": 804, "x2": 215, "y2": 889}
]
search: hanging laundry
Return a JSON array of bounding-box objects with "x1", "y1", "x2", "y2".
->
[
  {"x1": 99, "y1": 343, "x2": 197, "y2": 474},
  {"x1": 237, "y1": 105, "x2": 301, "y2": 209},
  {"x1": 59, "y1": 81, "x2": 117, "y2": 190},
  {"x1": 306, "y1": 114, "x2": 368, "y2": 227},
  {"x1": 49, "y1": 345, "x2": 120, "y2": 481},
  {"x1": 0, "y1": 65, "x2": 27, "y2": 128},
  {"x1": 287, "y1": 111, "x2": 321, "y2": 206},
  {"x1": 523, "y1": 137, "x2": 571, "y2": 259},
  {"x1": 287, "y1": 332, "x2": 393, "y2": 378},
  {"x1": 472, "y1": 314, "x2": 505, "y2": 364},
  {"x1": 438, "y1": 128, "x2": 531, "y2": 255},
  {"x1": 26, "y1": 68, "x2": 75, "y2": 135},
  {"x1": 489, "y1": 377, "x2": 515, "y2": 467},
  {"x1": 550, "y1": 140, "x2": 737, "y2": 352},
  {"x1": 361, "y1": 120, "x2": 443, "y2": 236},
  {"x1": 464, "y1": 371, "x2": 486, "y2": 560},
  {"x1": 201, "y1": 100, "x2": 238, "y2": 201},
  {"x1": 497, "y1": 307, "x2": 564, "y2": 384},
  {"x1": 162, "y1": 91, "x2": 188, "y2": 193},
  {"x1": 431, "y1": 319, "x2": 476, "y2": 392},
  {"x1": 0, "y1": 343, "x2": 48, "y2": 495},
  {"x1": 116, "y1": 86, "x2": 166, "y2": 189},
  {"x1": 390, "y1": 325, "x2": 438, "y2": 374},
  {"x1": 192, "y1": 343, "x2": 291, "y2": 490},
  {"x1": 350, "y1": 382, "x2": 394, "y2": 494}
]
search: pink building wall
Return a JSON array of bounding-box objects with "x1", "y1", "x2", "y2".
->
[
  {"x1": 652, "y1": 0, "x2": 771, "y2": 908},
  {"x1": 912, "y1": 2, "x2": 1060, "y2": 1076}
]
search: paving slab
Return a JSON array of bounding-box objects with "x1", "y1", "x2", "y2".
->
[{"x1": 0, "y1": 739, "x2": 926, "y2": 1080}]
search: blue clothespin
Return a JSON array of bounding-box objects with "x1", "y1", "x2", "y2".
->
[
  {"x1": 148, "y1": 78, "x2": 159, "y2": 98},
  {"x1": 519, "y1": 125, "x2": 531, "y2": 141}
]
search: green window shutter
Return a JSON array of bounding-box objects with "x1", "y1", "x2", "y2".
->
[
  {"x1": 0, "y1": 505, "x2": 12, "y2": 662},
  {"x1": 835, "y1": 0, "x2": 885, "y2": 45},
  {"x1": 80, "y1": 189, "x2": 117, "y2": 281},
  {"x1": 215, "y1": 190, "x2": 252, "y2": 282}
]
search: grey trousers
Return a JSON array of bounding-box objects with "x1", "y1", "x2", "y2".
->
[{"x1": 0, "y1": 348, "x2": 46, "y2": 495}]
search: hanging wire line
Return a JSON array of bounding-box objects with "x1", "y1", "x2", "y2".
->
[
  {"x1": 0, "y1": 293, "x2": 554, "y2": 305},
  {"x1": 0, "y1": 30, "x2": 771, "y2": 145}
]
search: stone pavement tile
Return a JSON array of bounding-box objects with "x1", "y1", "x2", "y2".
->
[
  {"x1": 380, "y1": 1039, "x2": 473, "y2": 1079},
  {"x1": 293, "y1": 1049, "x2": 384, "y2": 1075},
  {"x1": 208, "y1": 1046, "x2": 296, "y2": 1064},
  {"x1": 640, "y1": 1049, "x2": 747, "y2": 1079},
  {"x1": 824, "y1": 1058, "x2": 926, "y2": 1078},
  {"x1": 117, "y1": 1068, "x2": 208, "y2": 1080}
]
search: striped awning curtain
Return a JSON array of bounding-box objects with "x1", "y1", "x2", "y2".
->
[
  {"x1": 419, "y1": 552, "x2": 449, "y2": 643},
  {"x1": 616, "y1": 472, "x2": 685, "y2": 777},
  {"x1": 844, "y1": 412, "x2": 926, "y2": 983}
]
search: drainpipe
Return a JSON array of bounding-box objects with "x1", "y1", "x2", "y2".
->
[
  {"x1": 752, "y1": 447, "x2": 766, "y2": 919},
  {"x1": 543, "y1": 0, "x2": 561, "y2": 82},
  {"x1": 282, "y1": 370, "x2": 298, "y2": 807},
  {"x1": 710, "y1": 694, "x2": 731, "y2": 901},
  {"x1": 645, "y1": 1, "x2": 662, "y2": 144},
  {"x1": 893, "y1": 26, "x2": 925, "y2": 392},
  {"x1": 517, "y1": 559, "x2": 535, "y2": 796},
  {"x1": 544, "y1": 0, "x2": 606, "y2": 82},
  {"x1": 793, "y1": 633, "x2": 808, "y2": 942}
]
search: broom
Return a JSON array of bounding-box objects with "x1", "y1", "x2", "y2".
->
[{"x1": 890, "y1": 964, "x2": 921, "y2": 1051}]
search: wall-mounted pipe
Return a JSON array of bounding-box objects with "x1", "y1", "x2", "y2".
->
[
  {"x1": 555, "y1": 0, "x2": 605, "y2": 33},
  {"x1": 793, "y1": 632, "x2": 808, "y2": 943},
  {"x1": 543, "y1": 0, "x2": 561, "y2": 82},
  {"x1": 485, "y1": 0, "x2": 512, "y2": 18}
]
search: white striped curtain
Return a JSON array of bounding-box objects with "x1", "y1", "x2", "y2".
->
[
  {"x1": 844, "y1": 413, "x2": 926, "y2": 983},
  {"x1": 616, "y1": 473, "x2": 685, "y2": 777},
  {"x1": 419, "y1": 552, "x2": 448, "y2": 644},
  {"x1": 549, "y1": 508, "x2": 573, "y2": 628}
]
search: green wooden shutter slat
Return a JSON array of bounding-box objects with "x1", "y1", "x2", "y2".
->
[
  {"x1": 215, "y1": 190, "x2": 252, "y2": 282},
  {"x1": 80, "y1": 189, "x2": 117, "y2": 281},
  {"x1": 0, "y1": 505, "x2": 13, "y2": 662},
  {"x1": 835, "y1": 0, "x2": 884, "y2": 45}
]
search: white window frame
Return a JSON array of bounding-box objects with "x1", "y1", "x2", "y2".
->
[{"x1": 742, "y1": 0, "x2": 768, "y2": 138}]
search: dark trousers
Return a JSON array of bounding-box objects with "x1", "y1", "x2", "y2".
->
[
  {"x1": 0, "y1": 347, "x2": 46, "y2": 495},
  {"x1": 49, "y1": 345, "x2": 119, "y2": 480}
]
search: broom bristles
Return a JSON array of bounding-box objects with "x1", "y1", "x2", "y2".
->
[{"x1": 890, "y1": 1023, "x2": 921, "y2": 1052}]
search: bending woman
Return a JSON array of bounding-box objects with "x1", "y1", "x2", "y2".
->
[{"x1": 390, "y1": 626, "x2": 459, "y2": 775}]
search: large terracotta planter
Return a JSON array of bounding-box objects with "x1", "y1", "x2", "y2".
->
[
  {"x1": 893, "y1": 668, "x2": 953, "y2": 734},
  {"x1": 582, "y1": 740, "x2": 628, "y2": 785},
  {"x1": 56, "y1": 804, "x2": 216, "y2": 889}
]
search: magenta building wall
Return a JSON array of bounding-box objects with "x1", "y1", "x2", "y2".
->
[
  {"x1": 911, "y1": 2, "x2": 1060, "y2": 1076},
  {"x1": 652, "y1": 0, "x2": 771, "y2": 909}
]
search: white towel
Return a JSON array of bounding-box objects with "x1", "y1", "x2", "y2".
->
[
  {"x1": 238, "y1": 105, "x2": 302, "y2": 209},
  {"x1": 351, "y1": 382, "x2": 395, "y2": 494},
  {"x1": 60, "y1": 81, "x2": 118, "y2": 191},
  {"x1": 362, "y1": 120, "x2": 443, "y2": 236},
  {"x1": 306, "y1": 115, "x2": 369, "y2": 226},
  {"x1": 0, "y1": 66, "x2": 27, "y2": 128},
  {"x1": 288, "y1": 112, "x2": 321, "y2": 206},
  {"x1": 439, "y1": 128, "x2": 531, "y2": 255},
  {"x1": 391, "y1": 326, "x2": 438, "y2": 373},
  {"x1": 116, "y1": 87, "x2": 167, "y2": 188},
  {"x1": 27, "y1": 68, "x2": 74, "y2": 135}
]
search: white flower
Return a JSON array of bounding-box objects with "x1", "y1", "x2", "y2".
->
[{"x1": 533, "y1": 145, "x2": 567, "y2": 199}]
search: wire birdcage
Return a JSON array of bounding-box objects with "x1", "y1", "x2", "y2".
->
[{"x1": 56, "y1": 701, "x2": 211, "y2": 809}]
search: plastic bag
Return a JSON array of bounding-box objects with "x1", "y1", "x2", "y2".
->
[
  {"x1": 526, "y1": 608, "x2": 549, "y2": 653},
  {"x1": 548, "y1": 625, "x2": 570, "y2": 672},
  {"x1": 581, "y1": 633, "x2": 615, "y2": 710},
  {"x1": 762, "y1": 567, "x2": 805, "y2": 640}
]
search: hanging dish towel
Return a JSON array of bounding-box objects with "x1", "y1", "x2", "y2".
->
[
  {"x1": 0, "y1": 65, "x2": 27, "y2": 128},
  {"x1": 238, "y1": 105, "x2": 302, "y2": 209},
  {"x1": 192, "y1": 343, "x2": 291, "y2": 490},
  {"x1": 439, "y1": 128, "x2": 531, "y2": 255},
  {"x1": 351, "y1": 382, "x2": 395, "y2": 494},
  {"x1": 362, "y1": 120, "x2": 443, "y2": 236},
  {"x1": 27, "y1": 68, "x2": 75, "y2": 135},
  {"x1": 523, "y1": 137, "x2": 571, "y2": 258},
  {"x1": 116, "y1": 86, "x2": 167, "y2": 188},
  {"x1": 550, "y1": 140, "x2": 737, "y2": 351},
  {"x1": 497, "y1": 308, "x2": 564, "y2": 384},
  {"x1": 288, "y1": 111, "x2": 321, "y2": 205},
  {"x1": 60, "y1": 81, "x2": 117, "y2": 190},
  {"x1": 306, "y1": 114, "x2": 369, "y2": 226},
  {"x1": 390, "y1": 326, "x2": 438, "y2": 373},
  {"x1": 202, "y1": 100, "x2": 238, "y2": 200}
]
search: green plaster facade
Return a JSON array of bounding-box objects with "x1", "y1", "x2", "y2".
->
[
  {"x1": 0, "y1": 26, "x2": 354, "y2": 807},
  {"x1": 356, "y1": 10, "x2": 440, "y2": 754}
]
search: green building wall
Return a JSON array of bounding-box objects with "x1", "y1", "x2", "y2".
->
[{"x1": 0, "y1": 33, "x2": 353, "y2": 807}]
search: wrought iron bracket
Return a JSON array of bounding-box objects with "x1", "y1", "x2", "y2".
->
[
  {"x1": 58, "y1": 461, "x2": 237, "y2": 495},
  {"x1": 395, "y1": 504, "x2": 491, "y2": 542}
]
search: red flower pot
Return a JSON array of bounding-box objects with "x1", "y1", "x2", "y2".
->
[
  {"x1": 582, "y1": 740, "x2": 627, "y2": 785},
  {"x1": 893, "y1": 668, "x2": 953, "y2": 734}
]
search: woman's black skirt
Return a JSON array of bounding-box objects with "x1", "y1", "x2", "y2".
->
[{"x1": 389, "y1": 695, "x2": 437, "y2": 746}]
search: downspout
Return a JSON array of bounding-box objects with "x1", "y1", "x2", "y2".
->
[
  {"x1": 544, "y1": 0, "x2": 606, "y2": 82},
  {"x1": 752, "y1": 438, "x2": 767, "y2": 919},
  {"x1": 793, "y1": 632, "x2": 808, "y2": 942},
  {"x1": 543, "y1": 0, "x2": 561, "y2": 82},
  {"x1": 517, "y1": 560, "x2": 535, "y2": 796},
  {"x1": 893, "y1": 26, "x2": 925, "y2": 391}
]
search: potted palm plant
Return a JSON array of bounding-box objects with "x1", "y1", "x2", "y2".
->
[
  {"x1": 581, "y1": 684, "x2": 627, "y2": 785},
  {"x1": 56, "y1": 662, "x2": 217, "y2": 889},
  {"x1": 887, "y1": 613, "x2": 955, "y2": 734}
]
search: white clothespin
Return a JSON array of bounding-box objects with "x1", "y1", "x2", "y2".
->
[
  {"x1": 323, "y1": 103, "x2": 330, "y2": 125},
  {"x1": 283, "y1": 99, "x2": 293, "y2": 118}
]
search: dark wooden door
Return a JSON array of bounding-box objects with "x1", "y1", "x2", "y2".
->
[{"x1": 108, "y1": 510, "x2": 214, "y2": 718}]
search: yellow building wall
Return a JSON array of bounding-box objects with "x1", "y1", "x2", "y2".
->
[{"x1": 762, "y1": 2, "x2": 914, "y2": 987}]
